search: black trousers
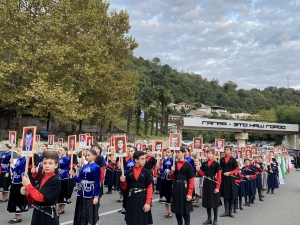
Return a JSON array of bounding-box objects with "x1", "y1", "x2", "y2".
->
[{"x1": 175, "y1": 213, "x2": 190, "y2": 225}]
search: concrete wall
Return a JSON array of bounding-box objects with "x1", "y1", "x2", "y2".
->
[{"x1": 282, "y1": 134, "x2": 299, "y2": 149}]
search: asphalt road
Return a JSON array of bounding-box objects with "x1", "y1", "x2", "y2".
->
[{"x1": 0, "y1": 168, "x2": 299, "y2": 225}]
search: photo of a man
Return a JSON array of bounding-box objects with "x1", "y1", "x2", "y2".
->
[
  {"x1": 22, "y1": 126, "x2": 36, "y2": 156},
  {"x1": 58, "y1": 138, "x2": 63, "y2": 148},
  {"x1": 114, "y1": 136, "x2": 127, "y2": 157},
  {"x1": 246, "y1": 150, "x2": 252, "y2": 158},
  {"x1": 193, "y1": 137, "x2": 203, "y2": 152},
  {"x1": 215, "y1": 139, "x2": 225, "y2": 152},
  {"x1": 9, "y1": 131, "x2": 16, "y2": 146},
  {"x1": 79, "y1": 134, "x2": 87, "y2": 148},
  {"x1": 68, "y1": 135, "x2": 76, "y2": 152},
  {"x1": 48, "y1": 135, "x2": 54, "y2": 147},
  {"x1": 87, "y1": 136, "x2": 93, "y2": 147},
  {"x1": 36, "y1": 134, "x2": 40, "y2": 142},
  {"x1": 135, "y1": 143, "x2": 141, "y2": 151},
  {"x1": 154, "y1": 141, "x2": 163, "y2": 154},
  {"x1": 169, "y1": 133, "x2": 181, "y2": 150}
]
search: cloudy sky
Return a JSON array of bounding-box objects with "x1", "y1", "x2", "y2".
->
[{"x1": 108, "y1": 0, "x2": 300, "y2": 90}]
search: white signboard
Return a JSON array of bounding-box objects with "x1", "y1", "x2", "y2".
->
[{"x1": 183, "y1": 118, "x2": 299, "y2": 133}]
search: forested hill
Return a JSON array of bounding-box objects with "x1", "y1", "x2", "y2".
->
[{"x1": 126, "y1": 56, "x2": 300, "y2": 114}]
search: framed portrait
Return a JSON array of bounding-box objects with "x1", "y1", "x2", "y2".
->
[
  {"x1": 36, "y1": 134, "x2": 40, "y2": 143},
  {"x1": 135, "y1": 143, "x2": 142, "y2": 151},
  {"x1": 237, "y1": 150, "x2": 242, "y2": 159},
  {"x1": 240, "y1": 147, "x2": 245, "y2": 153},
  {"x1": 86, "y1": 136, "x2": 93, "y2": 148},
  {"x1": 245, "y1": 149, "x2": 252, "y2": 158},
  {"x1": 114, "y1": 135, "x2": 127, "y2": 157},
  {"x1": 22, "y1": 126, "x2": 36, "y2": 156},
  {"x1": 147, "y1": 144, "x2": 153, "y2": 150},
  {"x1": 58, "y1": 138, "x2": 63, "y2": 148},
  {"x1": 199, "y1": 151, "x2": 206, "y2": 158},
  {"x1": 109, "y1": 137, "x2": 114, "y2": 147},
  {"x1": 245, "y1": 146, "x2": 251, "y2": 151},
  {"x1": 232, "y1": 150, "x2": 238, "y2": 159},
  {"x1": 154, "y1": 141, "x2": 163, "y2": 154},
  {"x1": 169, "y1": 133, "x2": 181, "y2": 150},
  {"x1": 214, "y1": 139, "x2": 225, "y2": 152},
  {"x1": 8, "y1": 131, "x2": 17, "y2": 147},
  {"x1": 68, "y1": 135, "x2": 77, "y2": 154},
  {"x1": 142, "y1": 144, "x2": 147, "y2": 151},
  {"x1": 193, "y1": 137, "x2": 203, "y2": 153},
  {"x1": 252, "y1": 147, "x2": 258, "y2": 156},
  {"x1": 48, "y1": 135, "x2": 55, "y2": 148},
  {"x1": 79, "y1": 134, "x2": 87, "y2": 148}
]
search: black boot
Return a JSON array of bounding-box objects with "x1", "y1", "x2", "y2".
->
[
  {"x1": 243, "y1": 196, "x2": 248, "y2": 206},
  {"x1": 251, "y1": 196, "x2": 255, "y2": 204},
  {"x1": 247, "y1": 197, "x2": 251, "y2": 207},
  {"x1": 267, "y1": 189, "x2": 270, "y2": 194},
  {"x1": 203, "y1": 208, "x2": 212, "y2": 225},
  {"x1": 228, "y1": 200, "x2": 235, "y2": 218},
  {"x1": 213, "y1": 208, "x2": 218, "y2": 225},
  {"x1": 258, "y1": 189, "x2": 264, "y2": 201},
  {"x1": 233, "y1": 199, "x2": 237, "y2": 213},
  {"x1": 239, "y1": 197, "x2": 244, "y2": 210},
  {"x1": 220, "y1": 199, "x2": 229, "y2": 217},
  {"x1": 271, "y1": 188, "x2": 274, "y2": 194}
]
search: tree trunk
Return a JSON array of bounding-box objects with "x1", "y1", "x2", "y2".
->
[
  {"x1": 99, "y1": 123, "x2": 102, "y2": 141},
  {"x1": 15, "y1": 107, "x2": 23, "y2": 135},
  {"x1": 151, "y1": 117, "x2": 154, "y2": 135},
  {"x1": 46, "y1": 112, "x2": 50, "y2": 131},
  {"x1": 127, "y1": 107, "x2": 132, "y2": 133},
  {"x1": 7, "y1": 110, "x2": 12, "y2": 129},
  {"x1": 136, "y1": 108, "x2": 141, "y2": 135},
  {"x1": 144, "y1": 112, "x2": 148, "y2": 136},
  {"x1": 79, "y1": 119, "x2": 83, "y2": 131},
  {"x1": 164, "y1": 110, "x2": 168, "y2": 134},
  {"x1": 71, "y1": 124, "x2": 76, "y2": 135},
  {"x1": 155, "y1": 101, "x2": 159, "y2": 135},
  {"x1": 160, "y1": 100, "x2": 164, "y2": 134}
]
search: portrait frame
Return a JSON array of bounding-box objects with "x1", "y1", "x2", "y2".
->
[
  {"x1": 57, "y1": 138, "x2": 63, "y2": 148},
  {"x1": 48, "y1": 135, "x2": 55, "y2": 148},
  {"x1": 154, "y1": 141, "x2": 163, "y2": 155},
  {"x1": 22, "y1": 126, "x2": 36, "y2": 157},
  {"x1": 169, "y1": 133, "x2": 181, "y2": 150},
  {"x1": 86, "y1": 136, "x2": 93, "y2": 148},
  {"x1": 135, "y1": 142, "x2": 142, "y2": 151},
  {"x1": 193, "y1": 137, "x2": 203, "y2": 153},
  {"x1": 68, "y1": 135, "x2": 77, "y2": 154},
  {"x1": 36, "y1": 134, "x2": 40, "y2": 143},
  {"x1": 8, "y1": 131, "x2": 17, "y2": 147},
  {"x1": 114, "y1": 135, "x2": 127, "y2": 158},
  {"x1": 214, "y1": 139, "x2": 225, "y2": 152},
  {"x1": 252, "y1": 147, "x2": 258, "y2": 156},
  {"x1": 245, "y1": 149, "x2": 252, "y2": 159},
  {"x1": 79, "y1": 134, "x2": 87, "y2": 149}
]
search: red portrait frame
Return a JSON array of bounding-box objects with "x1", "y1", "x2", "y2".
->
[
  {"x1": 114, "y1": 135, "x2": 127, "y2": 157},
  {"x1": 36, "y1": 134, "x2": 40, "y2": 143},
  {"x1": 86, "y1": 136, "x2": 93, "y2": 148},
  {"x1": 193, "y1": 137, "x2": 203, "y2": 153},
  {"x1": 8, "y1": 131, "x2": 17, "y2": 147},
  {"x1": 68, "y1": 135, "x2": 77, "y2": 153},
  {"x1": 48, "y1": 135, "x2": 55, "y2": 148},
  {"x1": 154, "y1": 141, "x2": 163, "y2": 154},
  {"x1": 79, "y1": 134, "x2": 87, "y2": 148},
  {"x1": 169, "y1": 133, "x2": 181, "y2": 150},
  {"x1": 215, "y1": 139, "x2": 225, "y2": 152},
  {"x1": 22, "y1": 126, "x2": 36, "y2": 156},
  {"x1": 58, "y1": 138, "x2": 63, "y2": 148}
]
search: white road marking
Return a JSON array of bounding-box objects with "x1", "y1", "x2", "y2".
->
[{"x1": 60, "y1": 198, "x2": 160, "y2": 225}]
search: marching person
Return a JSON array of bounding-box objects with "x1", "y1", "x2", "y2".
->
[
  {"x1": 70, "y1": 149, "x2": 101, "y2": 225},
  {"x1": 0, "y1": 144, "x2": 11, "y2": 202},
  {"x1": 21, "y1": 151, "x2": 61, "y2": 225},
  {"x1": 267, "y1": 157, "x2": 279, "y2": 194},
  {"x1": 235, "y1": 160, "x2": 245, "y2": 211},
  {"x1": 57, "y1": 147, "x2": 71, "y2": 214},
  {"x1": 193, "y1": 157, "x2": 202, "y2": 208},
  {"x1": 92, "y1": 144, "x2": 105, "y2": 196},
  {"x1": 104, "y1": 155, "x2": 118, "y2": 194},
  {"x1": 196, "y1": 148, "x2": 222, "y2": 225},
  {"x1": 241, "y1": 158, "x2": 256, "y2": 207},
  {"x1": 219, "y1": 146, "x2": 239, "y2": 218},
  {"x1": 253, "y1": 155, "x2": 264, "y2": 201},
  {"x1": 120, "y1": 151, "x2": 153, "y2": 225},
  {"x1": 7, "y1": 146, "x2": 28, "y2": 224},
  {"x1": 159, "y1": 148, "x2": 174, "y2": 218},
  {"x1": 170, "y1": 147, "x2": 194, "y2": 225}
]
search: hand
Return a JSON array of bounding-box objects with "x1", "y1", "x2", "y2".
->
[
  {"x1": 69, "y1": 170, "x2": 75, "y2": 176},
  {"x1": 171, "y1": 166, "x2": 175, "y2": 172},
  {"x1": 5, "y1": 173, "x2": 9, "y2": 178},
  {"x1": 120, "y1": 175, "x2": 126, "y2": 182},
  {"x1": 270, "y1": 170, "x2": 273, "y2": 173},
  {"x1": 93, "y1": 197, "x2": 99, "y2": 205},
  {"x1": 256, "y1": 164, "x2": 260, "y2": 168},
  {"x1": 223, "y1": 172, "x2": 230, "y2": 176},
  {"x1": 196, "y1": 165, "x2": 200, "y2": 171},
  {"x1": 10, "y1": 162, "x2": 14, "y2": 168},
  {"x1": 214, "y1": 188, "x2": 219, "y2": 194},
  {"x1": 245, "y1": 175, "x2": 250, "y2": 179},
  {"x1": 143, "y1": 203, "x2": 150, "y2": 212},
  {"x1": 10, "y1": 158, "x2": 13, "y2": 164},
  {"x1": 31, "y1": 168, "x2": 36, "y2": 174},
  {"x1": 186, "y1": 195, "x2": 192, "y2": 201},
  {"x1": 22, "y1": 175, "x2": 31, "y2": 187},
  {"x1": 20, "y1": 186, "x2": 28, "y2": 196},
  {"x1": 153, "y1": 177, "x2": 156, "y2": 181}
]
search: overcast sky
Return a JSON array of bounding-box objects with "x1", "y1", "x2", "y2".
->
[{"x1": 108, "y1": 0, "x2": 300, "y2": 90}]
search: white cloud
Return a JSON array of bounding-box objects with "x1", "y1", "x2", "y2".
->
[{"x1": 108, "y1": 0, "x2": 300, "y2": 89}]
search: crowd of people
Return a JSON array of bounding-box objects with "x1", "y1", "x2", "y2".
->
[{"x1": 0, "y1": 142, "x2": 293, "y2": 225}]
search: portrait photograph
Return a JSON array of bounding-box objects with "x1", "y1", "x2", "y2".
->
[
  {"x1": 48, "y1": 135, "x2": 55, "y2": 148},
  {"x1": 169, "y1": 133, "x2": 181, "y2": 150},
  {"x1": 114, "y1": 135, "x2": 127, "y2": 157},
  {"x1": 246, "y1": 150, "x2": 252, "y2": 158},
  {"x1": 193, "y1": 137, "x2": 203, "y2": 152},
  {"x1": 22, "y1": 126, "x2": 36, "y2": 156},
  {"x1": 79, "y1": 134, "x2": 87, "y2": 148},
  {"x1": 135, "y1": 143, "x2": 142, "y2": 151},
  {"x1": 214, "y1": 139, "x2": 225, "y2": 152},
  {"x1": 237, "y1": 150, "x2": 242, "y2": 159},
  {"x1": 142, "y1": 144, "x2": 147, "y2": 151},
  {"x1": 36, "y1": 134, "x2": 40, "y2": 143},
  {"x1": 245, "y1": 146, "x2": 251, "y2": 151},
  {"x1": 87, "y1": 136, "x2": 93, "y2": 147},
  {"x1": 147, "y1": 144, "x2": 153, "y2": 150},
  {"x1": 58, "y1": 138, "x2": 63, "y2": 148},
  {"x1": 154, "y1": 141, "x2": 163, "y2": 154},
  {"x1": 8, "y1": 131, "x2": 17, "y2": 147},
  {"x1": 68, "y1": 135, "x2": 76, "y2": 153},
  {"x1": 252, "y1": 147, "x2": 258, "y2": 155}
]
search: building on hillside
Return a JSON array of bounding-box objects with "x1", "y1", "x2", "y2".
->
[
  {"x1": 167, "y1": 102, "x2": 193, "y2": 112},
  {"x1": 186, "y1": 110, "x2": 208, "y2": 118},
  {"x1": 231, "y1": 113, "x2": 260, "y2": 120},
  {"x1": 211, "y1": 106, "x2": 228, "y2": 116},
  {"x1": 197, "y1": 104, "x2": 212, "y2": 114}
]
